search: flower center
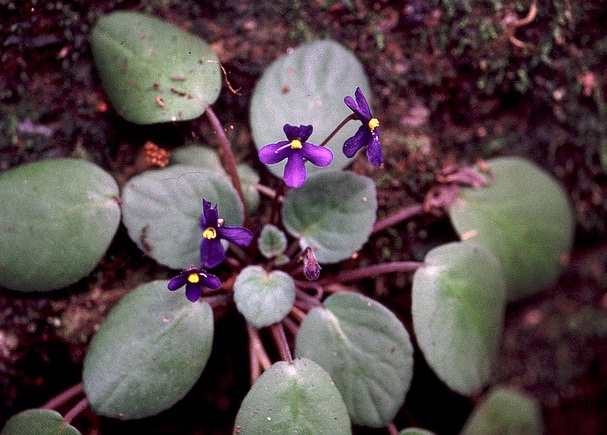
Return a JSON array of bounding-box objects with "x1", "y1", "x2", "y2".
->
[
  {"x1": 290, "y1": 139, "x2": 302, "y2": 149},
  {"x1": 368, "y1": 118, "x2": 379, "y2": 131},
  {"x1": 187, "y1": 273, "x2": 200, "y2": 284},
  {"x1": 203, "y1": 227, "x2": 217, "y2": 239}
]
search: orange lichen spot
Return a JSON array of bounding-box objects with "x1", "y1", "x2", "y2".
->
[{"x1": 143, "y1": 141, "x2": 170, "y2": 168}]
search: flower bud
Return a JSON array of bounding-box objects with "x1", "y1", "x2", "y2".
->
[{"x1": 303, "y1": 247, "x2": 321, "y2": 281}]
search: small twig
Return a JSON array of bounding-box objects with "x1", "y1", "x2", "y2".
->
[
  {"x1": 252, "y1": 183, "x2": 283, "y2": 201},
  {"x1": 372, "y1": 203, "x2": 425, "y2": 234},
  {"x1": 204, "y1": 106, "x2": 247, "y2": 216},
  {"x1": 290, "y1": 305, "x2": 307, "y2": 323},
  {"x1": 64, "y1": 398, "x2": 88, "y2": 425},
  {"x1": 270, "y1": 323, "x2": 293, "y2": 363},
  {"x1": 246, "y1": 323, "x2": 271, "y2": 383},
  {"x1": 41, "y1": 383, "x2": 84, "y2": 410},
  {"x1": 387, "y1": 422, "x2": 400, "y2": 435},
  {"x1": 282, "y1": 316, "x2": 300, "y2": 336}
]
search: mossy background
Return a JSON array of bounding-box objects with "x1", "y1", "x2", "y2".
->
[{"x1": 1, "y1": 1, "x2": 607, "y2": 433}]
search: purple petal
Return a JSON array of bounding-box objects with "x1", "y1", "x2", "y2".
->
[
  {"x1": 297, "y1": 125, "x2": 313, "y2": 142},
  {"x1": 283, "y1": 124, "x2": 301, "y2": 140},
  {"x1": 301, "y1": 143, "x2": 333, "y2": 167},
  {"x1": 354, "y1": 87, "x2": 372, "y2": 119},
  {"x1": 200, "y1": 199, "x2": 218, "y2": 229},
  {"x1": 201, "y1": 237, "x2": 226, "y2": 269},
  {"x1": 344, "y1": 95, "x2": 364, "y2": 120},
  {"x1": 366, "y1": 131, "x2": 384, "y2": 167},
  {"x1": 283, "y1": 154, "x2": 307, "y2": 188},
  {"x1": 185, "y1": 282, "x2": 202, "y2": 302},
  {"x1": 343, "y1": 126, "x2": 369, "y2": 158},
  {"x1": 201, "y1": 274, "x2": 221, "y2": 290},
  {"x1": 167, "y1": 274, "x2": 188, "y2": 290},
  {"x1": 258, "y1": 141, "x2": 292, "y2": 165},
  {"x1": 218, "y1": 225, "x2": 254, "y2": 247}
]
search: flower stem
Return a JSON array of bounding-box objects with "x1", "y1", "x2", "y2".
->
[
  {"x1": 319, "y1": 113, "x2": 357, "y2": 148},
  {"x1": 372, "y1": 203, "x2": 425, "y2": 234},
  {"x1": 204, "y1": 106, "x2": 247, "y2": 215},
  {"x1": 247, "y1": 323, "x2": 271, "y2": 383},
  {"x1": 64, "y1": 398, "x2": 88, "y2": 425},
  {"x1": 270, "y1": 323, "x2": 293, "y2": 363},
  {"x1": 298, "y1": 261, "x2": 424, "y2": 288},
  {"x1": 41, "y1": 382, "x2": 84, "y2": 410}
]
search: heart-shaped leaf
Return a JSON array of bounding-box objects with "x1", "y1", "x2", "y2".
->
[
  {"x1": 83, "y1": 280, "x2": 214, "y2": 420},
  {"x1": 234, "y1": 358, "x2": 351, "y2": 434},
  {"x1": 1, "y1": 409, "x2": 80, "y2": 435},
  {"x1": 121, "y1": 165, "x2": 243, "y2": 269},
  {"x1": 258, "y1": 224, "x2": 288, "y2": 259},
  {"x1": 282, "y1": 171, "x2": 377, "y2": 263},
  {"x1": 90, "y1": 11, "x2": 221, "y2": 124},
  {"x1": 295, "y1": 292, "x2": 414, "y2": 427},
  {"x1": 449, "y1": 157, "x2": 574, "y2": 300},
  {"x1": 233, "y1": 266, "x2": 295, "y2": 329},
  {"x1": 412, "y1": 241, "x2": 506, "y2": 396},
  {"x1": 0, "y1": 159, "x2": 120, "y2": 292},
  {"x1": 461, "y1": 387, "x2": 543, "y2": 435},
  {"x1": 250, "y1": 40, "x2": 371, "y2": 177}
]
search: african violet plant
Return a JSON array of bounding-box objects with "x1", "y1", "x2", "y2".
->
[{"x1": 1, "y1": 10, "x2": 573, "y2": 435}]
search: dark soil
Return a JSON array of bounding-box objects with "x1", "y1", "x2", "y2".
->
[{"x1": 1, "y1": 1, "x2": 607, "y2": 434}]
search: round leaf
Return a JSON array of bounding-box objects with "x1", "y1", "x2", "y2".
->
[
  {"x1": 449, "y1": 157, "x2": 574, "y2": 300},
  {"x1": 1, "y1": 409, "x2": 80, "y2": 435},
  {"x1": 83, "y1": 280, "x2": 214, "y2": 420},
  {"x1": 412, "y1": 241, "x2": 506, "y2": 396},
  {"x1": 90, "y1": 11, "x2": 221, "y2": 124},
  {"x1": 234, "y1": 358, "x2": 351, "y2": 434},
  {"x1": 250, "y1": 39, "x2": 371, "y2": 177},
  {"x1": 121, "y1": 165, "x2": 243, "y2": 269},
  {"x1": 233, "y1": 266, "x2": 295, "y2": 329},
  {"x1": 169, "y1": 145, "x2": 260, "y2": 213},
  {"x1": 258, "y1": 224, "x2": 288, "y2": 258},
  {"x1": 461, "y1": 387, "x2": 543, "y2": 435},
  {"x1": 282, "y1": 171, "x2": 377, "y2": 263},
  {"x1": 295, "y1": 292, "x2": 414, "y2": 427},
  {"x1": 0, "y1": 159, "x2": 120, "y2": 292}
]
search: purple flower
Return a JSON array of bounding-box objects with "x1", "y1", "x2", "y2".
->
[
  {"x1": 168, "y1": 267, "x2": 221, "y2": 302},
  {"x1": 343, "y1": 87, "x2": 384, "y2": 167},
  {"x1": 200, "y1": 199, "x2": 254, "y2": 268},
  {"x1": 258, "y1": 124, "x2": 333, "y2": 188}
]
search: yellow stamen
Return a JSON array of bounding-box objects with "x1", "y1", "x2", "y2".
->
[
  {"x1": 290, "y1": 139, "x2": 302, "y2": 149},
  {"x1": 187, "y1": 273, "x2": 200, "y2": 284},
  {"x1": 368, "y1": 118, "x2": 379, "y2": 131},
  {"x1": 203, "y1": 227, "x2": 217, "y2": 239}
]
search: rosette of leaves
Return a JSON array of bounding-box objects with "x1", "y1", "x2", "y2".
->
[
  {"x1": 449, "y1": 156, "x2": 574, "y2": 300},
  {"x1": 250, "y1": 39, "x2": 372, "y2": 177},
  {"x1": 89, "y1": 11, "x2": 221, "y2": 124},
  {"x1": 0, "y1": 159, "x2": 120, "y2": 292},
  {"x1": 282, "y1": 171, "x2": 377, "y2": 263}
]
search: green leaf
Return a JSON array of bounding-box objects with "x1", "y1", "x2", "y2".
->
[
  {"x1": 169, "y1": 143, "x2": 224, "y2": 173},
  {"x1": 282, "y1": 171, "x2": 377, "y2": 263},
  {"x1": 461, "y1": 387, "x2": 543, "y2": 435},
  {"x1": 412, "y1": 241, "x2": 506, "y2": 396},
  {"x1": 400, "y1": 429, "x2": 437, "y2": 435},
  {"x1": 121, "y1": 165, "x2": 243, "y2": 269},
  {"x1": 295, "y1": 292, "x2": 414, "y2": 427},
  {"x1": 0, "y1": 159, "x2": 120, "y2": 292},
  {"x1": 1, "y1": 409, "x2": 80, "y2": 435},
  {"x1": 169, "y1": 145, "x2": 260, "y2": 213},
  {"x1": 89, "y1": 11, "x2": 221, "y2": 124},
  {"x1": 258, "y1": 224, "x2": 288, "y2": 258},
  {"x1": 83, "y1": 280, "x2": 214, "y2": 420},
  {"x1": 250, "y1": 39, "x2": 371, "y2": 178},
  {"x1": 234, "y1": 358, "x2": 351, "y2": 434},
  {"x1": 449, "y1": 157, "x2": 574, "y2": 300},
  {"x1": 233, "y1": 266, "x2": 295, "y2": 329}
]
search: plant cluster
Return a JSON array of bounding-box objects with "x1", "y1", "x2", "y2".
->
[{"x1": 1, "y1": 10, "x2": 575, "y2": 435}]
